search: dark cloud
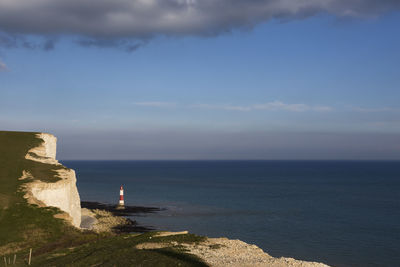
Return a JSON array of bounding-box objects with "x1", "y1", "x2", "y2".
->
[
  {"x1": 76, "y1": 38, "x2": 148, "y2": 52},
  {"x1": 43, "y1": 39, "x2": 56, "y2": 51},
  {"x1": 0, "y1": 32, "x2": 57, "y2": 50},
  {"x1": 0, "y1": 0, "x2": 399, "y2": 49},
  {"x1": 0, "y1": 34, "x2": 17, "y2": 48}
]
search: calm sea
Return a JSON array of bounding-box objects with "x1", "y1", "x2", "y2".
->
[{"x1": 62, "y1": 160, "x2": 400, "y2": 267}]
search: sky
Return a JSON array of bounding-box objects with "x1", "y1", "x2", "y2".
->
[{"x1": 1, "y1": 0, "x2": 400, "y2": 160}]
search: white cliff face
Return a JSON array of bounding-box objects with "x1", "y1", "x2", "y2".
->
[
  {"x1": 23, "y1": 133, "x2": 82, "y2": 228},
  {"x1": 35, "y1": 133, "x2": 57, "y2": 160},
  {"x1": 25, "y1": 133, "x2": 59, "y2": 165}
]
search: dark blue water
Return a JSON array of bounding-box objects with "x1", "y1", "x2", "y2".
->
[{"x1": 62, "y1": 160, "x2": 400, "y2": 267}]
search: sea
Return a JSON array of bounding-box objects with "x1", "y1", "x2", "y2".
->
[{"x1": 62, "y1": 160, "x2": 400, "y2": 267}]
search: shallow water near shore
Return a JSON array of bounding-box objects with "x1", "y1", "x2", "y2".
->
[{"x1": 62, "y1": 160, "x2": 400, "y2": 267}]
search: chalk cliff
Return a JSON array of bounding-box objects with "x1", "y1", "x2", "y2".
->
[{"x1": 22, "y1": 133, "x2": 81, "y2": 228}]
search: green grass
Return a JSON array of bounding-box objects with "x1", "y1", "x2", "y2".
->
[
  {"x1": 0, "y1": 131, "x2": 98, "y2": 252},
  {"x1": 31, "y1": 232, "x2": 207, "y2": 267},
  {"x1": 0, "y1": 131, "x2": 209, "y2": 266},
  {"x1": 4, "y1": 232, "x2": 208, "y2": 267}
]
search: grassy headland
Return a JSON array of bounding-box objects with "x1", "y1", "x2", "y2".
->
[
  {"x1": 0, "y1": 131, "x2": 96, "y2": 257},
  {"x1": 0, "y1": 131, "x2": 207, "y2": 266}
]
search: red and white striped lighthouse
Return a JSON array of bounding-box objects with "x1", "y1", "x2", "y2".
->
[{"x1": 119, "y1": 185, "x2": 124, "y2": 206}]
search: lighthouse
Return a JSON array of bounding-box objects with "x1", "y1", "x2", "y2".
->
[{"x1": 118, "y1": 185, "x2": 125, "y2": 208}]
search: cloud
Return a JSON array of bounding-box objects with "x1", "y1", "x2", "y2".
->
[
  {"x1": 190, "y1": 104, "x2": 252, "y2": 112},
  {"x1": 0, "y1": 59, "x2": 8, "y2": 71},
  {"x1": 134, "y1": 101, "x2": 177, "y2": 108},
  {"x1": 76, "y1": 38, "x2": 148, "y2": 52},
  {"x1": 0, "y1": 32, "x2": 56, "y2": 50},
  {"x1": 0, "y1": 0, "x2": 399, "y2": 48},
  {"x1": 352, "y1": 106, "x2": 400, "y2": 113},
  {"x1": 253, "y1": 101, "x2": 333, "y2": 112},
  {"x1": 191, "y1": 101, "x2": 332, "y2": 112}
]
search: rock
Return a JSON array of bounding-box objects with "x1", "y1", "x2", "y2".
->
[
  {"x1": 80, "y1": 208, "x2": 98, "y2": 230},
  {"x1": 181, "y1": 237, "x2": 330, "y2": 267},
  {"x1": 88, "y1": 209, "x2": 130, "y2": 233},
  {"x1": 154, "y1": 231, "x2": 189, "y2": 237},
  {"x1": 135, "y1": 233, "x2": 330, "y2": 267}
]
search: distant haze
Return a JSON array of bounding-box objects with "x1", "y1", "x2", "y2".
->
[{"x1": 54, "y1": 130, "x2": 400, "y2": 160}]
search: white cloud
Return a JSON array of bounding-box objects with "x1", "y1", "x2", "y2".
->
[
  {"x1": 253, "y1": 101, "x2": 310, "y2": 112},
  {"x1": 135, "y1": 101, "x2": 334, "y2": 112},
  {"x1": 313, "y1": 106, "x2": 334, "y2": 112},
  {"x1": 191, "y1": 101, "x2": 333, "y2": 112},
  {"x1": 189, "y1": 104, "x2": 252, "y2": 112},
  {"x1": 0, "y1": 59, "x2": 7, "y2": 71},
  {"x1": 134, "y1": 101, "x2": 177, "y2": 108},
  {"x1": 352, "y1": 106, "x2": 400, "y2": 113}
]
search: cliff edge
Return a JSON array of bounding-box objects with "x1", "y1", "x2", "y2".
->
[
  {"x1": 0, "y1": 131, "x2": 330, "y2": 266},
  {"x1": 22, "y1": 133, "x2": 81, "y2": 228}
]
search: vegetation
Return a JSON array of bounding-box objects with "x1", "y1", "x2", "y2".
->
[
  {"x1": 0, "y1": 131, "x2": 208, "y2": 266},
  {"x1": 0, "y1": 131, "x2": 97, "y2": 256},
  {"x1": 0, "y1": 131, "x2": 68, "y2": 248},
  {"x1": 31, "y1": 232, "x2": 207, "y2": 267}
]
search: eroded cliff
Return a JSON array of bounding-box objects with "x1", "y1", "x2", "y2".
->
[{"x1": 22, "y1": 133, "x2": 81, "y2": 228}]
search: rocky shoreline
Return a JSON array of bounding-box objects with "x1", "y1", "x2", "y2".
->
[
  {"x1": 81, "y1": 201, "x2": 163, "y2": 215},
  {"x1": 80, "y1": 201, "x2": 162, "y2": 233},
  {"x1": 134, "y1": 232, "x2": 330, "y2": 267},
  {"x1": 80, "y1": 201, "x2": 330, "y2": 267}
]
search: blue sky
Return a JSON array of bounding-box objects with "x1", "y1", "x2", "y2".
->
[{"x1": 1, "y1": 6, "x2": 400, "y2": 159}]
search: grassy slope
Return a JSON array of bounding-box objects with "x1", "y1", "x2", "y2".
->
[
  {"x1": 0, "y1": 131, "x2": 92, "y2": 253},
  {"x1": 32, "y1": 232, "x2": 207, "y2": 267},
  {"x1": 0, "y1": 131, "x2": 208, "y2": 266}
]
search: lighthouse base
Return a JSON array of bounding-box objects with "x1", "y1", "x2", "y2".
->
[{"x1": 116, "y1": 204, "x2": 125, "y2": 210}]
